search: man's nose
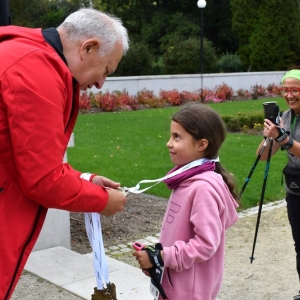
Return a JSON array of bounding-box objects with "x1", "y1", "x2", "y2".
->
[{"x1": 95, "y1": 78, "x2": 106, "y2": 89}]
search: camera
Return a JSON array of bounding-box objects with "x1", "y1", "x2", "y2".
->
[{"x1": 263, "y1": 101, "x2": 280, "y2": 125}]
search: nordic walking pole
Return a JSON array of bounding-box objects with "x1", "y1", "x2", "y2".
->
[
  {"x1": 250, "y1": 138, "x2": 274, "y2": 263},
  {"x1": 239, "y1": 138, "x2": 270, "y2": 199}
]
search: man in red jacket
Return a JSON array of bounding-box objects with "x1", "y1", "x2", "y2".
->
[{"x1": 0, "y1": 8, "x2": 129, "y2": 299}]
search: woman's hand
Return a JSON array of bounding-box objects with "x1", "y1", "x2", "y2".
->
[{"x1": 263, "y1": 118, "x2": 282, "y2": 140}]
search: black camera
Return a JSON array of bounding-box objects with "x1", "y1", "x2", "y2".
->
[{"x1": 263, "y1": 101, "x2": 280, "y2": 125}]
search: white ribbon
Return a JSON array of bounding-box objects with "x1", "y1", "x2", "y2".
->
[
  {"x1": 84, "y1": 213, "x2": 109, "y2": 289},
  {"x1": 123, "y1": 157, "x2": 219, "y2": 194},
  {"x1": 80, "y1": 174, "x2": 109, "y2": 290}
]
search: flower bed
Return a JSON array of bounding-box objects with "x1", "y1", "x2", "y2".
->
[{"x1": 79, "y1": 83, "x2": 282, "y2": 133}]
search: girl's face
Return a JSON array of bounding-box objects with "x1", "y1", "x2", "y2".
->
[
  {"x1": 282, "y1": 78, "x2": 300, "y2": 116},
  {"x1": 166, "y1": 121, "x2": 208, "y2": 166}
]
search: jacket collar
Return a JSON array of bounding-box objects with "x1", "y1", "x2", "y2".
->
[{"x1": 42, "y1": 27, "x2": 68, "y2": 66}]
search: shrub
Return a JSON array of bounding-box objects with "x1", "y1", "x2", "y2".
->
[
  {"x1": 236, "y1": 89, "x2": 245, "y2": 97},
  {"x1": 113, "y1": 41, "x2": 153, "y2": 76},
  {"x1": 160, "y1": 89, "x2": 181, "y2": 106},
  {"x1": 79, "y1": 92, "x2": 91, "y2": 111},
  {"x1": 214, "y1": 83, "x2": 233, "y2": 100},
  {"x1": 136, "y1": 88, "x2": 165, "y2": 108},
  {"x1": 226, "y1": 117, "x2": 241, "y2": 132},
  {"x1": 163, "y1": 37, "x2": 218, "y2": 74},
  {"x1": 180, "y1": 90, "x2": 200, "y2": 102},
  {"x1": 216, "y1": 52, "x2": 244, "y2": 73}
]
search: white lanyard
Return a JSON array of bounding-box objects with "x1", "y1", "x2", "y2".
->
[
  {"x1": 123, "y1": 157, "x2": 219, "y2": 194},
  {"x1": 84, "y1": 212, "x2": 109, "y2": 289},
  {"x1": 80, "y1": 173, "x2": 109, "y2": 290}
]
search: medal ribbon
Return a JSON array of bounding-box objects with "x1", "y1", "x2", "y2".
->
[{"x1": 123, "y1": 157, "x2": 219, "y2": 194}]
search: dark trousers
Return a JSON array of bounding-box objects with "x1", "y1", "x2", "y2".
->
[{"x1": 286, "y1": 193, "x2": 300, "y2": 282}]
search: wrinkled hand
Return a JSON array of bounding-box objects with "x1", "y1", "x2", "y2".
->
[
  {"x1": 132, "y1": 249, "x2": 153, "y2": 269},
  {"x1": 100, "y1": 188, "x2": 126, "y2": 216},
  {"x1": 263, "y1": 118, "x2": 283, "y2": 140},
  {"x1": 92, "y1": 175, "x2": 121, "y2": 189}
]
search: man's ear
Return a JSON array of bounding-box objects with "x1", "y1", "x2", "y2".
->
[
  {"x1": 197, "y1": 139, "x2": 209, "y2": 152},
  {"x1": 80, "y1": 38, "x2": 100, "y2": 59}
]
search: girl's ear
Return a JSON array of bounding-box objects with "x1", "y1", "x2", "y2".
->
[{"x1": 197, "y1": 138, "x2": 209, "y2": 152}]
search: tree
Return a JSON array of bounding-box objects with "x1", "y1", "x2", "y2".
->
[
  {"x1": 249, "y1": 0, "x2": 300, "y2": 71},
  {"x1": 231, "y1": 0, "x2": 300, "y2": 71},
  {"x1": 10, "y1": 0, "x2": 90, "y2": 28},
  {"x1": 163, "y1": 37, "x2": 218, "y2": 74},
  {"x1": 202, "y1": 0, "x2": 238, "y2": 54},
  {"x1": 230, "y1": 0, "x2": 260, "y2": 70},
  {"x1": 113, "y1": 41, "x2": 153, "y2": 76},
  {"x1": 95, "y1": 0, "x2": 239, "y2": 74}
]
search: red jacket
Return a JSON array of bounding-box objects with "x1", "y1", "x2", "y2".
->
[{"x1": 0, "y1": 26, "x2": 108, "y2": 299}]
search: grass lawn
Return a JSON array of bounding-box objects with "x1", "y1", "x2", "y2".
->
[{"x1": 68, "y1": 97, "x2": 289, "y2": 210}]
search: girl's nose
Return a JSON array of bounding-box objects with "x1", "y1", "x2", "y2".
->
[{"x1": 166, "y1": 139, "x2": 172, "y2": 148}]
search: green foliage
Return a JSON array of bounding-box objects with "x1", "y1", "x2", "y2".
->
[
  {"x1": 95, "y1": 0, "x2": 237, "y2": 74},
  {"x1": 10, "y1": 0, "x2": 90, "y2": 28},
  {"x1": 231, "y1": 0, "x2": 300, "y2": 71},
  {"x1": 217, "y1": 52, "x2": 245, "y2": 72},
  {"x1": 158, "y1": 12, "x2": 200, "y2": 52},
  {"x1": 203, "y1": 0, "x2": 238, "y2": 54},
  {"x1": 113, "y1": 41, "x2": 153, "y2": 76},
  {"x1": 222, "y1": 112, "x2": 264, "y2": 131},
  {"x1": 230, "y1": 0, "x2": 260, "y2": 69},
  {"x1": 9, "y1": 0, "x2": 239, "y2": 75},
  {"x1": 249, "y1": 0, "x2": 300, "y2": 71},
  {"x1": 163, "y1": 37, "x2": 217, "y2": 74},
  {"x1": 152, "y1": 57, "x2": 165, "y2": 75},
  {"x1": 226, "y1": 117, "x2": 241, "y2": 131}
]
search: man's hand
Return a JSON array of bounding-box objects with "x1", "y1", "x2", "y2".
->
[
  {"x1": 92, "y1": 175, "x2": 121, "y2": 189},
  {"x1": 100, "y1": 188, "x2": 126, "y2": 216}
]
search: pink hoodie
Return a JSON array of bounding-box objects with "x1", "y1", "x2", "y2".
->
[{"x1": 159, "y1": 171, "x2": 238, "y2": 300}]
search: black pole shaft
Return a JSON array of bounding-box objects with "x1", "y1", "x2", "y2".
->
[
  {"x1": 239, "y1": 138, "x2": 270, "y2": 199},
  {"x1": 200, "y1": 8, "x2": 204, "y2": 98},
  {"x1": 250, "y1": 138, "x2": 274, "y2": 263},
  {"x1": 0, "y1": 0, "x2": 11, "y2": 26}
]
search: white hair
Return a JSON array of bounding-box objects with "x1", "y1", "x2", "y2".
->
[{"x1": 57, "y1": 8, "x2": 129, "y2": 56}]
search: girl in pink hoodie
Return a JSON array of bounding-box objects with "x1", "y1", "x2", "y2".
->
[{"x1": 133, "y1": 102, "x2": 239, "y2": 300}]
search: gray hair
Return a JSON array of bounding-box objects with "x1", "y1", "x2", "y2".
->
[{"x1": 57, "y1": 8, "x2": 129, "y2": 56}]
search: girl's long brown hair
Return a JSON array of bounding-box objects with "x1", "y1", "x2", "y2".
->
[{"x1": 172, "y1": 102, "x2": 239, "y2": 201}]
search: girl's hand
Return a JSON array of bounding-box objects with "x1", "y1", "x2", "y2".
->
[
  {"x1": 142, "y1": 269, "x2": 150, "y2": 277},
  {"x1": 132, "y1": 250, "x2": 153, "y2": 269}
]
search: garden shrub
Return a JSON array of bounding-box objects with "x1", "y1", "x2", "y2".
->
[
  {"x1": 113, "y1": 41, "x2": 153, "y2": 76},
  {"x1": 237, "y1": 114, "x2": 250, "y2": 127},
  {"x1": 225, "y1": 117, "x2": 241, "y2": 132},
  {"x1": 163, "y1": 37, "x2": 218, "y2": 74},
  {"x1": 216, "y1": 52, "x2": 244, "y2": 73},
  {"x1": 215, "y1": 83, "x2": 233, "y2": 100},
  {"x1": 160, "y1": 89, "x2": 181, "y2": 106}
]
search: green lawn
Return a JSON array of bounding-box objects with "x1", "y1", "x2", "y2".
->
[{"x1": 68, "y1": 97, "x2": 288, "y2": 210}]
